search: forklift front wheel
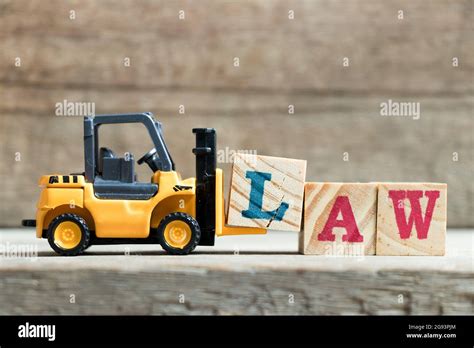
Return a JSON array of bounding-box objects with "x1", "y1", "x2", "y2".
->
[
  {"x1": 47, "y1": 213, "x2": 91, "y2": 256},
  {"x1": 158, "y1": 213, "x2": 201, "y2": 255}
]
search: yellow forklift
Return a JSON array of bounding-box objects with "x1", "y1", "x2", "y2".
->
[{"x1": 22, "y1": 113, "x2": 265, "y2": 255}]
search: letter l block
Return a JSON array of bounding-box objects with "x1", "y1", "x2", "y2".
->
[{"x1": 227, "y1": 154, "x2": 306, "y2": 231}]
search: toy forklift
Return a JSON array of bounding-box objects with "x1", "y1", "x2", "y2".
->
[{"x1": 22, "y1": 113, "x2": 265, "y2": 255}]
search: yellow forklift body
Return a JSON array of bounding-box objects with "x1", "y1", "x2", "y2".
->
[
  {"x1": 36, "y1": 172, "x2": 196, "y2": 239},
  {"x1": 84, "y1": 171, "x2": 195, "y2": 238},
  {"x1": 35, "y1": 184, "x2": 84, "y2": 238}
]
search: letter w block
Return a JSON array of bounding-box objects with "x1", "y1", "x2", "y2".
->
[{"x1": 376, "y1": 183, "x2": 447, "y2": 255}]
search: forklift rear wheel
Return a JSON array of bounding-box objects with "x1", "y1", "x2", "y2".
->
[
  {"x1": 158, "y1": 213, "x2": 201, "y2": 255},
  {"x1": 47, "y1": 213, "x2": 91, "y2": 256}
]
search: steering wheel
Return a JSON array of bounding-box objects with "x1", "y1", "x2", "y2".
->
[
  {"x1": 137, "y1": 148, "x2": 156, "y2": 165},
  {"x1": 137, "y1": 148, "x2": 161, "y2": 171}
]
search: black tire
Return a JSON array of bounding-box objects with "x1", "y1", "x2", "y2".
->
[
  {"x1": 84, "y1": 238, "x2": 93, "y2": 250},
  {"x1": 47, "y1": 213, "x2": 90, "y2": 256},
  {"x1": 158, "y1": 212, "x2": 201, "y2": 255}
]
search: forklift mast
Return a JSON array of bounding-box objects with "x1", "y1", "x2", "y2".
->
[{"x1": 193, "y1": 128, "x2": 217, "y2": 246}]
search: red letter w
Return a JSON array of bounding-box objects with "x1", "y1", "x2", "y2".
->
[{"x1": 388, "y1": 190, "x2": 440, "y2": 240}]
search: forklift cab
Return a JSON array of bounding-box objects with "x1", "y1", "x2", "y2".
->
[{"x1": 84, "y1": 113, "x2": 174, "y2": 200}]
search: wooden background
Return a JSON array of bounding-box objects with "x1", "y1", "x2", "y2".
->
[{"x1": 0, "y1": 0, "x2": 472, "y2": 227}]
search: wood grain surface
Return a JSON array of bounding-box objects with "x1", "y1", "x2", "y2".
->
[
  {"x1": 300, "y1": 183, "x2": 377, "y2": 255},
  {"x1": 376, "y1": 183, "x2": 447, "y2": 256},
  {"x1": 0, "y1": 229, "x2": 472, "y2": 315},
  {"x1": 227, "y1": 154, "x2": 306, "y2": 231}
]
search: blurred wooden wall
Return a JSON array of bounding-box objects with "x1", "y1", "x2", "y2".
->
[{"x1": 0, "y1": 0, "x2": 472, "y2": 227}]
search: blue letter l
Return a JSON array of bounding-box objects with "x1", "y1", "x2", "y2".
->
[{"x1": 241, "y1": 171, "x2": 289, "y2": 221}]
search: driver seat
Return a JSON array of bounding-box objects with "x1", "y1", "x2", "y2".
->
[{"x1": 94, "y1": 147, "x2": 158, "y2": 200}]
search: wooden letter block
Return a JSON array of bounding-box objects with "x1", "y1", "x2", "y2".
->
[
  {"x1": 227, "y1": 153, "x2": 306, "y2": 231},
  {"x1": 299, "y1": 183, "x2": 377, "y2": 255},
  {"x1": 376, "y1": 183, "x2": 447, "y2": 256}
]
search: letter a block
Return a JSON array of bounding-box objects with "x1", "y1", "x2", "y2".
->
[
  {"x1": 299, "y1": 183, "x2": 377, "y2": 255},
  {"x1": 227, "y1": 154, "x2": 306, "y2": 231},
  {"x1": 376, "y1": 183, "x2": 447, "y2": 256}
]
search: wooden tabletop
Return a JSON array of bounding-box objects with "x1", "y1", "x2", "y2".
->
[{"x1": 0, "y1": 229, "x2": 472, "y2": 315}]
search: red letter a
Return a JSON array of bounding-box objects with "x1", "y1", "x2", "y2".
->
[
  {"x1": 388, "y1": 190, "x2": 440, "y2": 240},
  {"x1": 317, "y1": 196, "x2": 363, "y2": 243}
]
